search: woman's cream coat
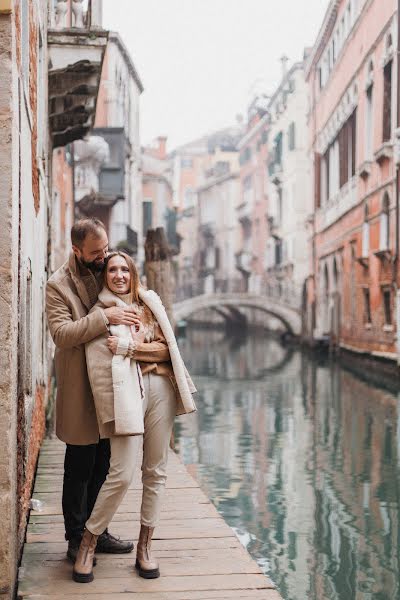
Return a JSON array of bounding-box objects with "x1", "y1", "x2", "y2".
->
[{"x1": 85, "y1": 287, "x2": 197, "y2": 438}]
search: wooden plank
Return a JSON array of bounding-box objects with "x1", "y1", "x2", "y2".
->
[
  {"x1": 29, "y1": 503, "x2": 218, "y2": 522},
  {"x1": 20, "y1": 591, "x2": 282, "y2": 600},
  {"x1": 22, "y1": 537, "x2": 243, "y2": 554},
  {"x1": 18, "y1": 573, "x2": 273, "y2": 596},
  {"x1": 20, "y1": 555, "x2": 263, "y2": 577},
  {"x1": 17, "y1": 439, "x2": 281, "y2": 600}
]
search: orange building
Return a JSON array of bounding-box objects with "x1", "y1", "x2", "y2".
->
[{"x1": 306, "y1": 0, "x2": 399, "y2": 365}]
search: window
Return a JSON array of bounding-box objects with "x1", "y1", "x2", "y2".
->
[
  {"x1": 181, "y1": 158, "x2": 193, "y2": 169},
  {"x1": 239, "y1": 146, "x2": 252, "y2": 166},
  {"x1": 288, "y1": 122, "x2": 296, "y2": 151},
  {"x1": 277, "y1": 187, "x2": 283, "y2": 224},
  {"x1": 142, "y1": 199, "x2": 153, "y2": 235},
  {"x1": 363, "y1": 288, "x2": 372, "y2": 324},
  {"x1": 322, "y1": 109, "x2": 356, "y2": 202},
  {"x1": 382, "y1": 288, "x2": 392, "y2": 325},
  {"x1": 183, "y1": 187, "x2": 195, "y2": 209},
  {"x1": 261, "y1": 129, "x2": 268, "y2": 144},
  {"x1": 365, "y1": 85, "x2": 373, "y2": 159},
  {"x1": 315, "y1": 152, "x2": 321, "y2": 209},
  {"x1": 243, "y1": 175, "x2": 253, "y2": 190},
  {"x1": 379, "y1": 193, "x2": 390, "y2": 250},
  {"x1": 275, "y1": 238, "x2": 282, "y2": 266},
  {"x1": 383, "y1": 61, "x2": 392, "y2": 142}
]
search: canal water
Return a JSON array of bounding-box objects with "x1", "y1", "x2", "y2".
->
[{"x1": 174, "y1": 326, "x2": 400, "y2": 600}]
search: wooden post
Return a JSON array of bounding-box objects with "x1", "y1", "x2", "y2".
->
[
  {"x1": 144, "y1": 227, "x2": 175, "y2": 328},
  {"x1": 144, "y1": 227, "x2": 175, "y2": 449}
]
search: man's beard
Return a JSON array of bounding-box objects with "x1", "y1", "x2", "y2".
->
[{"x1": 79, "y1": 257, "x2": 105, "y2": 272}]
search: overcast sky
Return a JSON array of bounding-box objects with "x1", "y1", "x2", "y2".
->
[{"x1": 103, "y1": 0, "x2": 329, "y2": 150}]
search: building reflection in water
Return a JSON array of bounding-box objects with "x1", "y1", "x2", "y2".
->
[{"x1": 175, "y1": 327, "x2": 400, "y2": 600}]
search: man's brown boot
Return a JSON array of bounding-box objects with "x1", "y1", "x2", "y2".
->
[
  {"x1": 72, "y1": 528, "x2": 98, "y2": 583},
  {"x1": 135, "y1": 525, "x2": 160, "y2": 579}
]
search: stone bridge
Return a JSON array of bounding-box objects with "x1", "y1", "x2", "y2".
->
[{"x1": 173, "y1": 293, "x2": 302, "y2": 336}]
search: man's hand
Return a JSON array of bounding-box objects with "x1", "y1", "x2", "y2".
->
[{"x1": 104, "y1": 306, "x2": 141, "y2": 327}]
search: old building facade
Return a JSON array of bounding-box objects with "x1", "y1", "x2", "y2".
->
[
  {"x1": 236, "y1": 97, "x2": 270, "y2": 294},
  {"x1": 142, "y1": 136, "x2": 178, "y2": 253},
  {"x1": 307, "y1": 0, "x2": 399, "y2": 361},
  {"x1": 0, "y1": 1, "x2": 107, "y2": 596},
  {"x1": 197, "y1": 161, "x2": 240, "y2": 294},
  {"x1": 266, "y1": 60, "x2": 311, "y2": 310},
  {"x1": 75, "y1": 30, "x2": 144, "y2": 261}
]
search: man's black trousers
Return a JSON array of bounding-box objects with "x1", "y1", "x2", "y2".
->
[{"x1": 62, "y1": 439, "x2": 110, "y2": 541}]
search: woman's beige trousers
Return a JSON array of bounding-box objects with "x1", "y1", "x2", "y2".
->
[{"x1": 86, "y1": 373, "x2": 176, "y2": 535}]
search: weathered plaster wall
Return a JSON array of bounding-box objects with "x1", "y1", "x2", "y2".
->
[
  {"x1": 0, "y1": 10, "x2": 19, "y2": 599},
  {"x1": 0, "y1": 2, "x2": 50, "y2": 597}
]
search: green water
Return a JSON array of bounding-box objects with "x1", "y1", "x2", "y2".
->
[{"x1": 174, "y1": 327, "x2": 400, "y2": 600}]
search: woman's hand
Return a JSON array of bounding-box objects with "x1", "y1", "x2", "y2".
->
[
  {"x1": 106, "y1": 336, "x2": 119, "y2": 355},
  {"x1": 132, "y1": 323, "x2": 146, "y2": 344}
]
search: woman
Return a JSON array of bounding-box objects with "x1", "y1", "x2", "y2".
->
[{"x1": 72, "y1": 251, "x2": 196, "y2": 583}]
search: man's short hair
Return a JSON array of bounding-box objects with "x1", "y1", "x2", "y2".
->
[{"x1": 71, "y1": 218, "x2": 106, "y2": 249}]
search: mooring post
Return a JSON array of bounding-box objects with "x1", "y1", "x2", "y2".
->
[{"x1": 144, "y1": 226, "x2": 176, "y2": 448}]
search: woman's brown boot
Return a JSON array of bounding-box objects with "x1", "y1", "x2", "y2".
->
[
  {"x1": 72, "y1": 528, "x2": 98, "y2": 583},
  {"x1": 135, "y1": 525, "x2": 160, "y2": 578}
]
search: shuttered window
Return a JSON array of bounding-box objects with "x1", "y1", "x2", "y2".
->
[
  {"x1": 288, "y1": 122, "x2": 296, "y2": 151},
  {"x1": 143, "y1": 200, "x2": 153, "y2": 235},
  {"x1": 315, "y1": 153, "x2": 321, "y2": 209},
  {"x1": 383, "y1": 61, "x2": 392, "y2": 142}
]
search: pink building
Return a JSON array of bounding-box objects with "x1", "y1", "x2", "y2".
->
[
  {"x1": 236, "y1": 97, "x2": 270, "y2": 293},
  {"x1": 307, "y1": 0, "x2": 399, "y2": 364}
]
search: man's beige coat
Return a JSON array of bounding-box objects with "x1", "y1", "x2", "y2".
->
[{"x1": 46, "y1": 253, "x2": 109, "y2": 445}]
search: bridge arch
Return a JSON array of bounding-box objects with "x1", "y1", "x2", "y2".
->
[{"x1": 173, "y1": 293, "x2": 301, "y2": 336}]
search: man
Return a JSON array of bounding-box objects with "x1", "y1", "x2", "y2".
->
[{"x1": 46, "y1": 218, "x2": 140, "y2": 562}]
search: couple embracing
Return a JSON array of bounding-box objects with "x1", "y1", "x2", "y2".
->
[{"x1": 45, "y1": 218, "x2": 196, "y2": 583}]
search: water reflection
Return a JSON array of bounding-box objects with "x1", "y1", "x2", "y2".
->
[{"x1": 175, "y1": 327, "x2": 400, "y2": 600}]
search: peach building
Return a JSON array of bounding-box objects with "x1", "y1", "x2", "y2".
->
[
  {"x1": 142, "y1": 137, "x2": 178, "y2": 252},
  {"x1": 173, "y1": 129, "x2": 241, "y2": 298},
  {"x1": 306, "y1": 0, "x2": 399, "y2": 363},
  {"x1": 236, "y1": 96, "x2": 270, "y2": 293}
]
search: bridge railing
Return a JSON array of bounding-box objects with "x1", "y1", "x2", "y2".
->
[{"x1": 175, "y1": 278, "x2": 303, "y2": 312}]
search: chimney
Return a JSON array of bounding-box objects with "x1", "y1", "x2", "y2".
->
[
  {"x1": 280, "y1": 55, "x2": 289, "y2": 79},
  {"x1": 157, "y1": 136, "x2": 167, "y2": 160}
]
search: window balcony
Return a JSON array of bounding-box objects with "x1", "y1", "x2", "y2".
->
[
  {"x1": 315, "y1": 177, "x2": 357, "y2": 233},
  {"x1": 358, "y1": 160, "x2": 372, "y2": 179},
  {"x1": 74, "y1": 129, "x2": 127, "y2": 216},
  {"x1": 237, "y1": 201, "x2": 252, "y2": 226},
  {"x1": 48, "y1": 0, "x2": 108, "y2": 147},
  {"x1": 235, "y1": 250, "x2": 253, "y2": 274},
  {"x1": 374, "y1": 142, "x2": 393, "y2": 165},
  {"x1": 268, "y1": 160, "x2": 283, "y2": 185},
  {"x1": 199, "y1": 222, "x2": 216, "y2": 239}
]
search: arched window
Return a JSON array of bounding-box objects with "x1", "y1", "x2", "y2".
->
[
  {"x1": 362, "y1": 203, "x2": 369, "y2": 257},
  {"x1": 379, "y1": 192, "x2": 390, "y2": 251},
  {"x1": 324, "y1": 264, "x2": 329, "y2": 299},
  {"x1": 333, "y1": 257, "x2": 338, "y2": 292}
]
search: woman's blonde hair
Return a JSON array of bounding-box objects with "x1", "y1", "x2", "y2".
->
[{"x1": 104, "y1": 251, "x2": 152, "y2": 323}]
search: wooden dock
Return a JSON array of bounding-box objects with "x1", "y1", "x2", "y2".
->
[{"x1": 17, "y1": 438, "x2": 281, "y2": 600}]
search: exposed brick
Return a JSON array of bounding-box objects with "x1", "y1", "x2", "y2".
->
[{"x1": 17, "y1": 385, "x2": 46, "y2": 544}]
